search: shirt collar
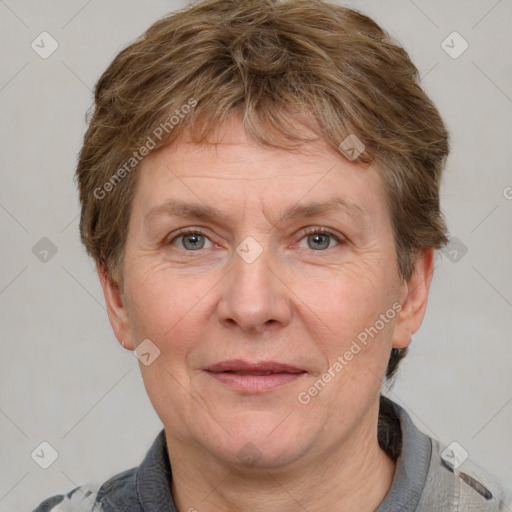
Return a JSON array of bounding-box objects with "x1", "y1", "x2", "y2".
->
[
  {"x1": 376, "y1": 398, "x2": 432, "y2": 512},
  {"x1": 136, "y1": 431, "x2": 177, "y2": 512}
]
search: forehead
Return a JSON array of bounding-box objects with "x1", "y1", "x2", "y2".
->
[{"x1": 133, "y1": 120, "x2": 389, "y2": 228}]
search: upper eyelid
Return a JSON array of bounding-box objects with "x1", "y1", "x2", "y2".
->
[
  {"x1": 301, "y1": 226, "x2": 346, "y2": 243},
  {"x1": 302, "y1": 226, "x2": 342, "y2": 236}
]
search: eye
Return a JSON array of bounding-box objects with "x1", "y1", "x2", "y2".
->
[
  {"x1": 298, "y1": 228, "x2": 343, "y2": 251},
  {"x1": 170, "y1": 229, "x2": 213, "y2": 251}
]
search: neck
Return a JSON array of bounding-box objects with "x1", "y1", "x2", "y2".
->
[{"x1": 168, "y1": 405, "x2": 396, "y2": 512}]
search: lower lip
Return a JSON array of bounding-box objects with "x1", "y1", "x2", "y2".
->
[{"x1": 206, "y1": 371, "x2": 305, "y2": 392}]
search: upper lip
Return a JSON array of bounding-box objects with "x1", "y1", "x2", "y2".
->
[{"x1": 205, "y1": 359, "x2": 305, "y2": 374}]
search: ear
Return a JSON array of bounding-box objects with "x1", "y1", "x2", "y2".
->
[
  {"x1": 392, "y1": 249, "x2": 434, "y2": 349},
  {"x1": 97, "y1": 263, "x2": 135, "y2": 351}
]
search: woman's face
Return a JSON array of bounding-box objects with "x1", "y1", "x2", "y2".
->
[{"x1": 103, "y1": 118, "x2": 425, "y2": 471}]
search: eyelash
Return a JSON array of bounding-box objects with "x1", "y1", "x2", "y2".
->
[{"x1": 168, "y1": 227, "x2": 345, "y2": 249}]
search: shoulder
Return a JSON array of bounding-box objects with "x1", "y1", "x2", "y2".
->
[
  {"x1": 32, "y1": 483, "x2": 103, "y2": 512},
  {"x1": 32, "y1": 468, "x2": 137, "y2": 512},
  {"x1": 418, "y1": 437, "x2": 512, "y2": 511},
  {"x1": 33, "y1": 430, "x2": 171, "y2": 512},
  {"x1": 382, "y1": 397, "x2": 511, "y2": 511}
]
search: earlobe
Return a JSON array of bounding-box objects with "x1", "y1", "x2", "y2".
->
[
  {"x1": 392, "y1": 249, "x2": 435, "y2": 349},
  {"x1": 97, "y1": 263, "x2": 135, "y2": 351}
]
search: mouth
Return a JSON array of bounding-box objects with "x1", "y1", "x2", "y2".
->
[{"x1": 204, "y1": 360, "x2": 307, "y2": 392}]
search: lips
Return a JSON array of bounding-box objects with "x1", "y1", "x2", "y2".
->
[
  {"x1": 206, "y1": 359, "x2": 304, "y2": 374},
  {"x1": 204, "y1": 359, "x2": 306, "y2": 392}
]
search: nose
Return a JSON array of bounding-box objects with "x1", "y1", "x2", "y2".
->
[{"x1": 216, "y1": 243, "x2": 292, "y2": 333}]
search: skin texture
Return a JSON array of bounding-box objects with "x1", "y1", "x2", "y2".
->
[{"x1": 99, "y1": 118, "x2": 434, "y2": 512}]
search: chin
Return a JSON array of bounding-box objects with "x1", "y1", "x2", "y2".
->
[{"x1": 195, "y1": 412, "x2": 319, "y2": 471}]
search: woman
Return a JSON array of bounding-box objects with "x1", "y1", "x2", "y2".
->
[{"x1": 34, "y1": 0, "x2": 508, "y2": 510}]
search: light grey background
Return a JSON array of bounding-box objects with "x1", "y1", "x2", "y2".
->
[{"x1": 0, "y1": 0, "x2": 511, "y2": 510}]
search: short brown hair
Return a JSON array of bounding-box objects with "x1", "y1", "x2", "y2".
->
[{"x1": 76, "y1": 0, "x2": 449, "y2": 379}]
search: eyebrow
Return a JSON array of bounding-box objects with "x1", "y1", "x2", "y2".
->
[
  {"x1": 277, "y1": 198, "x2": 366, "y2": 224},
  {"x1": 144, "y1": 197, "x2": 367, "y2": 226},
  {"x1": 144, "y1": 199, "x2": 228, "y2": 225}
]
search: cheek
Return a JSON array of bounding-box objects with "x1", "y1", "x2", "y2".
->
[
  {"x1": 304, "y1": 262, "x2": 396, "y2": 346},
  {"x1": 125, "y1": 264, "x2": 216, "y2": 348},
  {"x1": 300, "y1": 272, "x2": 400, "y2": 409}
]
